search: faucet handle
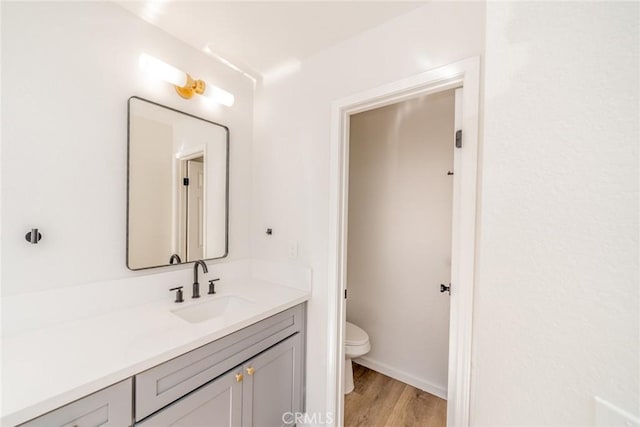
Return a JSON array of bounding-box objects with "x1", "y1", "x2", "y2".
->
[
  {"x1": 170, "y1": 286, "x2": 184, "y2": 303},
  {"x1": 208, "y1": 278, "x2": 220, "y2": 295}
]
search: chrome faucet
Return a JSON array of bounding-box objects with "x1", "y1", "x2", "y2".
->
[
  {"x1": 192, "y1": 260, "x2": 208, "y2": 298},
  {"x1": 169, "y1": 253, "x2": 182, "y2": 265}
]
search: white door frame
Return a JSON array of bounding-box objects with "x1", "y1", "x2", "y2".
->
[
  {"x1": 326, "y1": 56, "x2": 480, "y2": 426},
  {"x1": 175, "y1": 145, "x2": 208, "y2": 260}
]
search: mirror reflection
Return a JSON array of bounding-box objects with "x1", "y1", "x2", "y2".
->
[{"x1": 127, "y1": 97, "x2": 228, "y2": 270}]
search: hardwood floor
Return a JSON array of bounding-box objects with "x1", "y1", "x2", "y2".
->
[{"x1": 344, "y1": 363, "x2": 446, "y2": 427}]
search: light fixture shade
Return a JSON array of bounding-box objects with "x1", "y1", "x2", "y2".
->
[
  {"x1": 139, "y1": 53, "x2": 235, "y2": 107},
  {"x1": 203, "y1": 84, "x2": 235, "y2": 107},
  {"x1": 139, "y1": 53, "x2": 187, "y2": 88}
]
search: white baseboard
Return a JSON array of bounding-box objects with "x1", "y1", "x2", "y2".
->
[{"x1": 354, "y1": 356, "x2": 447, "y2": 400}]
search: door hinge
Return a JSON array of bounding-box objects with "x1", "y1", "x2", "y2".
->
[
  {"x1": 344, "y1": 289, "x2": 348, "y2": 299},
  {"x1": 455, "y1": 129, "x2": 462, "y2": 148},
  {"x1": 183, "y1": 177, "x2": 190, "y2": 186}
]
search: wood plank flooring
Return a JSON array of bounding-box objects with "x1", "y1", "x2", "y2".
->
[{"x1": 344, "y1": 363, "x2": 446, "y2": 427}]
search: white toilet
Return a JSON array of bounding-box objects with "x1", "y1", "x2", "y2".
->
[{"x1": 344, "y1": 321, "x2": 371, "y2": 394}]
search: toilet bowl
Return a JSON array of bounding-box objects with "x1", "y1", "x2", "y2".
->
[{"x1": 344, "y1": 321, "x2": 370, "y2": 394}]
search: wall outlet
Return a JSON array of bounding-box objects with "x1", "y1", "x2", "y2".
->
[{"x1": 288, "y1": 241, "x2": 299, "y2": 259}]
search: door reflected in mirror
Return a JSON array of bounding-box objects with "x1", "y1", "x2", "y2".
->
[{"x1": 127, "y1": 97, "x2": 229, "y2": 270}]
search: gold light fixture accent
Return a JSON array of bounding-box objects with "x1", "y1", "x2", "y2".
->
[
  {"x1": 139, "y1": 53, "x2": 235, "y2": 106},
  {"x1": 174, "y1": 74, "x2": 206, "y2": 99}
]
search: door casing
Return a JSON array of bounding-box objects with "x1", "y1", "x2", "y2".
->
[
  {"x1": 326, "y1": 56, "x2": 481, "y2": 426},
  {"x1": 176, "y1": 145, "x2": 207, "y2": 262}
]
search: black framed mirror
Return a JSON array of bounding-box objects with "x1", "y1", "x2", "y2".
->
[{"x1": 127, "y1": 96, "x2": 229, "y2": 270}]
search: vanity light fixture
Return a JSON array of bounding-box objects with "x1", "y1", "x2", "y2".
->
[{"x1": 138, "y1": 53, "x2": 235, "y2": 107}]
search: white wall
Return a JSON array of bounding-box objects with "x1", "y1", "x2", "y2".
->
[
  {"x1": 254, "y1": 1, "x2": 639, "y2": 423},
  {"x1": 472, "y1": 2, "x2": 639, "y2": 424},
  {"x1": 347, "y1": 91, "x2": 455, "y2": 398},
  {"x1": 1, "y1": 2, "x2": 253, "y2": 296},
  {"x1": 252, "y1": 1, "x2": 486, "y2": 418}
]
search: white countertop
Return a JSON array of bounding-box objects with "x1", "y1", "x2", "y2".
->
[{"x1": 1, "y1": 276, "x2": 310, "y2": 426}]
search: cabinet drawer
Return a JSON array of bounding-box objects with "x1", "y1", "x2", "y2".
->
[
  {"x1": 135, "y1": 304, "x2": 303, "y2": 421},
  {"x1": 19, "y1": 379, "x2": 132, "y2": 427}
]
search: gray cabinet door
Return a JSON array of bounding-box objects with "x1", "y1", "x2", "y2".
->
[
  {"x1": 19, "y1": 379, "x2": 132, "y2": 427},
  {"x1": 136, "y1": 304, "x2": 304, "y2": 421},
  {"x1": 241, "y1": 333, "x2": 302, "y2": 427},
  {"x1": 136, "y1": 369, "x2": 242, "y2": 427}
]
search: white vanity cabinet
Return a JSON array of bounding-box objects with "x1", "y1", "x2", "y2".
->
[{"x1": 18, "y1": 379, "x2": 132, "y2": 427}]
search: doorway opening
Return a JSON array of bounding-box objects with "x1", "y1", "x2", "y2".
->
[
  {"x1": 327, "y1": 57, "x2": 480, "y2": 426},
  {"x1": 176, "y1": 146, "x2": 207, "y2": 263},
  {"x1": 343, "y1": 88, "x2": 458, "y2": 425}
]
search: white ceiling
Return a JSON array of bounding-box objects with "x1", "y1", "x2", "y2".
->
[{"x1": 116, "y1": 1, "x2": 426, "y2": 78}]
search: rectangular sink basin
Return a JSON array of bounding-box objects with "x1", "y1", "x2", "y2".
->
[{"x1": 171, "y1": 295, "x2": 254, "y2": 324}]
